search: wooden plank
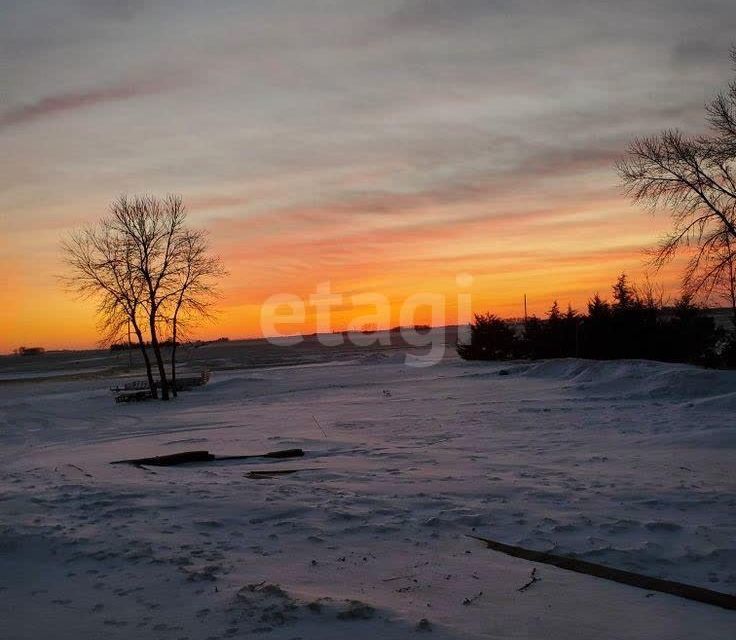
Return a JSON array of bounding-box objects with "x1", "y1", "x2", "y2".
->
[{"x1": 468, "y1": 534, "x2": 736, "y2": 610}]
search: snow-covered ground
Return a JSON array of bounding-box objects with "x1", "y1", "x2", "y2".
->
[{"x1": 1, "y1": 349, "x2": 734, "y2": 639}]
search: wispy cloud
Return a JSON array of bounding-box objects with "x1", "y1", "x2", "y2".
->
[{"x1": 0, "y1": 77, "x2": 176, "y2": 131}]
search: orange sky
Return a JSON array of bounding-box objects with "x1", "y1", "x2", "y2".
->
[
  {"x1": 0, "y1": 174, "x2": 685, "y2": 353},
  {"x1": 2, "y1": 2, "x2": 731, "y2": 353}
]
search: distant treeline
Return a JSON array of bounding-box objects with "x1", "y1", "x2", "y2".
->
[
  {"x1": 333, "y1": 325, "x2": 432, "y2": 335},
  {"x1": 110, "y1": 339, "x2": 178, "y2": 351},
  {"x1": 458, "y1": 274, "x2": 736, "y2": 368},
  {"x1": 110, "y1": 337, "x2": 230, "y2": 351}
]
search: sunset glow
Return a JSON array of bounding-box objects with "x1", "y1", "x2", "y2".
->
[{"x1": 2, "y1": 1, "x2": 733, "y2": 352}]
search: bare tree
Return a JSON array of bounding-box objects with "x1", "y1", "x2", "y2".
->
[
  {"x1": 62, "y1": 194, "x2": 225, "y2": 400},
  {"x1": 617, "y1": 48, "x2": 736, "y2": 306},
  {"x1": 722, "y1": 236, "x2": 736, "y2": 319},
  {"x1": 161, "y1": 228, "x2": 226, "y2": 397},
  {"x1": 63, "y1": 221, "x2": 160, "y2": 396},
  {"x1": 685, "y1": 234, "x2": 736, "y2": 320},
  {"x1": 107, "y1": 195, "x2": 190, "y2": 400}
]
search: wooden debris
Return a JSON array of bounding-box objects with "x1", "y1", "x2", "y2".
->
[
  {"x1": 468, "y1": 534, "x2": 736, "y2": 610},
  {"x1": 518, "y1": 568, "x2": 540, "y2": 592},
  {"x1": 246, "y1": 468, "x2": 312, "y2": 479},
  {"x1": 115, "y1": 390, "x2": 152, "y2": 403},
  {"x1": 67, "y1": 464, "x2": 93, "y2": 478},
  {"x1": 382, "y1": 574, "x2": 417, "y2": 583},
  {"x1": 111, "y1": 448, "x2": 305, "y2": 467},
  {"x1": 462, "y1": 591, "x2": 483, "y2": 605},
  {"x1": 219, "y1": 448, "x2": 305, "y2": 462}
]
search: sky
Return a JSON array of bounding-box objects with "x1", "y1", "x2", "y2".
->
[{"x1": 1, "y1": 0, "x2": 736, "y2": 351}]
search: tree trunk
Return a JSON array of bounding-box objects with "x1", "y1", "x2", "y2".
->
[
  {"x1": 171, "y1": 319, "x2": 178, "y2": 398},
  {"x1": 729, "y1": 255, "x2": 736, "y2": 327},
  {"x1": 149, "y1": 311, "x2": 170, "y2": 400},
  {"x1": 726, "y1": 237, "x2": 736, "y2": 327},
  {"x1": 131, "y1": 322, "x2": 157, "y2": 399}
]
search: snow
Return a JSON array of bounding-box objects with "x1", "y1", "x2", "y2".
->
[
  {"x1": 0, "y1": 367, "x2": 111, "y2": 382},
  {"x1": 0, "y1": 349, "x2": 734, "y2": 639}
]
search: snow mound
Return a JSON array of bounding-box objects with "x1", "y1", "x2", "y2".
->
[
  {"x1": 522, "y1": 358, "x2": 736, "y2": 402},
  {"x1": 358, "y1": 351, "x2": 408, "y2": 365}
]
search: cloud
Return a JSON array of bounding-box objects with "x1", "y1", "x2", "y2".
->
[
  {"x1": 390, "y1": 0, "x2": 513, "y2": 29},
  {"x1": 205, "y1": 139, "x2": 622, "y2": 233},
  {"x1": 0, "y1": 76, "x2": 176, "y2": 131},
  {"x1": 671, "y1": 39, "x2": 727, "y2": 66},
  {"x1": 79, "y1": 0, "x2": 146, "y2": 21}
]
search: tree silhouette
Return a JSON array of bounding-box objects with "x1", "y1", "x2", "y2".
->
[
  {"x1": 163, "y1": 228, "x2": 226, "y2": 397},
  {"x1": 63, "y1": 195, "x2": 225, "y2": 400},
  {"x1": 618, "y1": 48, "x2": 736, "y2": 306},
  {"x1": 458, "y1": 275, "x2": 725, "y2": 366},
  {"x1": 457, "y1": 313, "x2": 519, "y2": 360}
]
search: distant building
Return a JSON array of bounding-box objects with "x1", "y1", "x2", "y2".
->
[{"x1": 17, "y1": 346, "x2": 45, "y2": 356}]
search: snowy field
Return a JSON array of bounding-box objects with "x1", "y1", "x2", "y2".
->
[{"x1": 1, "y1": 345, "x2": 735, "y2": 639}]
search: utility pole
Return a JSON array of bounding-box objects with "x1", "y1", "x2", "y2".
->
[{"x1": 523, "y1": 294, "x2": 528, "y2": 324}]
